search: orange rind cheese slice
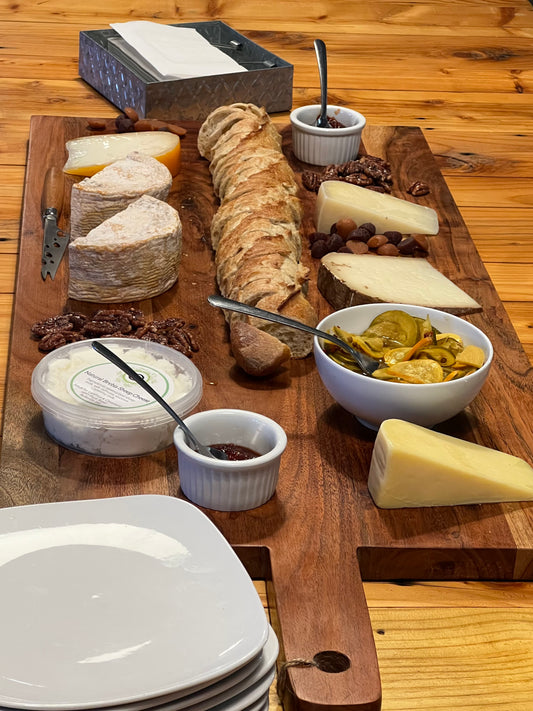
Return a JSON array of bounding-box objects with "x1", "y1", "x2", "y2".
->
[{"x1": 64, "y1": 132, "x2": 181, "y2": 177}]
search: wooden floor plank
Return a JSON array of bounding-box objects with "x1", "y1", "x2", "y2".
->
[
  {"x1": 370, "y1": 607, "x2": 533, "y2": 711},
  {"x1": 1, "y1": 2, "x2": 532, "y2": 36}
]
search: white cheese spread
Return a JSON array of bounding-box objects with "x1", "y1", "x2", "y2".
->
[{"x1": 31, "y1": 338, "x2": 202, "y2": 457}]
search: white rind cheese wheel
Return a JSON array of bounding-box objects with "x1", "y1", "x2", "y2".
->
[
  {"x1": 70, "y1": 152, "x2": 173, "y2": 241},
  {"x1": 68, "y1": 195, "x2": 182, "y2": 303}
]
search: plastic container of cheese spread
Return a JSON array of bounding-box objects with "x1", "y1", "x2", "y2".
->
[{"x1": 31, "y1": 338, "x2": 202, "y2": 457}]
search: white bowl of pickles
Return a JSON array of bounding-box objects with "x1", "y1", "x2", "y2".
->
[{"x1": 314, "y1": 303, "x2": 493, "y2": 430}]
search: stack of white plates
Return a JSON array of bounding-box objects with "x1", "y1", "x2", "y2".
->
[{"x1": 0, "y1": 496, "x2": 277, "y2": 711}]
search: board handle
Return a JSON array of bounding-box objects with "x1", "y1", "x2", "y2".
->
[{"x1": 270, "y1": 549, "x2": 381, "y2": 711}]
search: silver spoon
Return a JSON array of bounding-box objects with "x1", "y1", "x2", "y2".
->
[
  {"x1": 314, "y1": 39, "x2": 329, "y2": 128},
  {"x1": 207, "y1": 295, "x2": 381, "y2": 375},
  {"x1": 91, "y1": 341, "x2": 228, "y2": 460}
]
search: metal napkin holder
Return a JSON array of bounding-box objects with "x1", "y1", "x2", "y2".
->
[{"x1": 79, "y1": 21, "x2": 293, "y2": 120}]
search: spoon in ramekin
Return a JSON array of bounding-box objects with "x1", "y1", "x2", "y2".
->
[{"x1": 91, "y1": 340, "x2": 228, "y2": 460}]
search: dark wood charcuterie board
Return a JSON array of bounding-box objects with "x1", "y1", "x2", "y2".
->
[{"x1": 1, "y1": 116, "x2": 533, "y2": 711}]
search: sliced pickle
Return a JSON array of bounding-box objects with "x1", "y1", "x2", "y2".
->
[
  {"x1": 418, "y1": 346, "x2": 456, "y2": 366},
  {"x1": 332, "y1": 326, "x2": 384, "y2": 358},
  {"x1": 383, "y1": 347, "x2": 412, "y2": 365},
  {"x1": 376, "y1": 359, "x2": 444, "y2": 384},
  {"x1": 364, "y1": 310, "x2": 419, "y2": 347},
  {"x1": 325, "y1": 309, "x2": 482, "y2": 383},
  {"x1": 455, "y1": 345, "x2": 485, "y2": 369},
  {"x1": 436, "y1": 333, "x2": 464, "y2": 347}
]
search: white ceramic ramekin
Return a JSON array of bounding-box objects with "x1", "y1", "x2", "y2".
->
[
  {"x1": 174, "y1": 409, "x2": 287, "y2": 511},
  {"x1": 290, "y1": 104, "x2": 366, "y2": 165}
]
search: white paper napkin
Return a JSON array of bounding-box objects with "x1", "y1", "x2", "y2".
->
[{"x1": 110, "y1": 21, "x2": 246, "y2": 79}]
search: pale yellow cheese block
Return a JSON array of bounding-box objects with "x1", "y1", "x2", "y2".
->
[
  {"x1": 315, "y1": 180, "x2": 439, "y2": 235},
  {"x1": 368, "y1": 419, "x2": 533, "y2": 508}
]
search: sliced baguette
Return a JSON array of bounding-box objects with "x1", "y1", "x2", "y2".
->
[{"x1": 199, "y1": 103, "x2": 317, "y2": 373}]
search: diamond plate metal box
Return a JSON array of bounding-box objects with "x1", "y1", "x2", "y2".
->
[{"x1": 79, "y1": 21, "x2": 293, "y2": 120}]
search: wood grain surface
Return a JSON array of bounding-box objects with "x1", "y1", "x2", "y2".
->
[
  {"x1": 2, "y1": 115, "x2": 533, "y2": 711},
  {"x1": 2, "y1": 2, "x2": 533, "y2": 710}
]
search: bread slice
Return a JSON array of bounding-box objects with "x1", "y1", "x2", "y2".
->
[
  {"x1": 210, "y1": 189, "x2": 302, "y2": 250},
  {"x1": 197, "y1": 104, "x2": 269, "y2": 160},
  {"x1": 70, "y1": 152, "x2": 172, "y2": 241},
  {"x1": 68, "y1": 195, "x2": 181, "y2": 303},
  {"x1": 230, "y1": 321, "x2": 291, "y2": 377},
  {"x1": 318, "y1": 253, "x2": 482, "y2": 314}
]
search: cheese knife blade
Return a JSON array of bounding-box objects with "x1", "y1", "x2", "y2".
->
[{"x1": 41, "y1": 166, "x2": 69, "y2": 280}]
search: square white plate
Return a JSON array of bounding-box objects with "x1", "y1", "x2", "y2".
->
[{"x1": 0, "y1": 496, "x2": 268, "y2": 710}]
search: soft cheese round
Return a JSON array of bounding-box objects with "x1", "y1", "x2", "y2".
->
[
  {"x1": 68, "y1": 195, "x2": 182, "y2": 303},
  {"x1": 74, "y1": 151, "x2": 172, "y2": 197},
  {"x1": 70, "y1": 152, "x2": 173, "y2": 241}
]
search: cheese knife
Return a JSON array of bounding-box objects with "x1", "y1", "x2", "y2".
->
[{"x1": 41, "y1": 166, "x2": 69, "y2": 280}]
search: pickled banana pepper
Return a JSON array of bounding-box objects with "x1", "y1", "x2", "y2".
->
[{"x1": 325, "y1": 310, "x2": 485, "y2": 384}]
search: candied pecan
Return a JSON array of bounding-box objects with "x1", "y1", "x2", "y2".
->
[
  {"x1": 344, "y1": 172, "x2": 374, "y2": 186},
  {"x1": 360, "y1": 155, "x2": 392, "y2": 183},
  {"x1": 339, "y1": 160, "x2": 365, "y2": 176},
  {"x1": 302, "y1": 170, "x2": 322, "y2": 192},
  {"x1": 31, "y1": 312, "x2": 86, "y2": 338},
  {"x1": 407, "y1": 180, "x2": 430, "y2": 197},
  {"x1": 38, "y1": 330, "x2": 84, "y2": 352},
  {"x1": 82, "y1": 320, "x2": 121, "y2": 337},
  {"x1": 85, "y1": 309, "x2": 145, "y2": 336}
]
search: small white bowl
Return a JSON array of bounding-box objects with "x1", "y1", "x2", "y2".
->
[
  {"x1": 314, "y1": 303, "x2": 493, "y2": 430},
  {"x1": 290, "y1": 104, "x2": 366, "y2": 165},
  {"x1": 174, "y1": 409, "x2": 287, "y2": 511}
]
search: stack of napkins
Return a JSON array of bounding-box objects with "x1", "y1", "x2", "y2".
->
[{"x1": 110, "y1": 21, "x2": 246, "y2": 80}]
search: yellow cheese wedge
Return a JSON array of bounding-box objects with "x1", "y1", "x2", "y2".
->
[
  {"x1": 315, "y1": 180, "x2": 439, "y2": 235},
  {"x1": 63, "y1": 132, "x2": 181, "y2": 177},
  {"x1": 368, "y1": 419, "x2": 533, "y2": 508}
]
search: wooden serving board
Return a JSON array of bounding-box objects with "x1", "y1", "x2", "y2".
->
[{"x1": 2, "y1": 116, "x2": 533, "y2": 711}]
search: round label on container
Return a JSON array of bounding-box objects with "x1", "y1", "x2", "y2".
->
[{"x1": 68, "y1": 361, "x2": 172, "y2": 410}]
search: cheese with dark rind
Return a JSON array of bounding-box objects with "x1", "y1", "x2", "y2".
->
[
  {"x1": 68, "y1": 195, "x2": 181, "y2": 303},
  {"x1": 315, "y1": 180, "x2": 439, "y2": 235},
  {"x1": 318, "y1": 253, "x2": 482, "y2": 314},
  {"x1": 368, "y1": 419, "x2": 533, "y2": 508}
]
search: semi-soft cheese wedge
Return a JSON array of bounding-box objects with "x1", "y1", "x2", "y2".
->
[
  {"x1": 368, "y1": 419, "x2": 533, "y2": 508},
  {"x1": 68, "y1": 195, "x2": 182, "y2": 303},
  {"x1": 318, "y1": 253, "x2": 482, "y2": 314},
  {"x1": 64, "y1": 131, "x2": 181, "y2": 177},
  {"x1": 315, "y1": 180, "x2": 439, "y2": 235}
]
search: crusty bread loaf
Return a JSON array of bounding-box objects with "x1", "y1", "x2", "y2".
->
[
  {"x1": 70, "y1": 151, "x2": 172, "y2": 241},
  {"x1": 199, "y1": 103, "x2": 317, "y2": 375}
]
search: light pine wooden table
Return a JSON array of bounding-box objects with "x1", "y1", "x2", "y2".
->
[{"x1": 1, "y1": 2, "x2": 533, "y2": 709}]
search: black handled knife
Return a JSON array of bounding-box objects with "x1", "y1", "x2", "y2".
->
[{"x1": 41, "y1": 167, "x2": 69, "y2": 280}]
